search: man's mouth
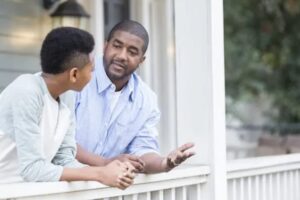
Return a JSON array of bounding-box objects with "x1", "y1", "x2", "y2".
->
[{"x1": 111, "y1": 61, "x2": 126, "y2": 71}]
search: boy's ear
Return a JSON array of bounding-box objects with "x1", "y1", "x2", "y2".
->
[{"x1": 69, "y1": 68, "x2": 78, "y2": 83}]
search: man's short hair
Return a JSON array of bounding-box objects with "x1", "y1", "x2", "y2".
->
[
  {"x1": 40, "y1": 27, "x2": 94, "y2": 74},
  {"x1": 107, "y1": 20, "x2": 149, "y2": 54}
]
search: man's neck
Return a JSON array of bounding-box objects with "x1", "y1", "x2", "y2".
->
[{"x1": 111, "y1": 78, "x2": 130, "y2": 91}]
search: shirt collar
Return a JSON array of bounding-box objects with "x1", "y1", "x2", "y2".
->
[
  {"x1": 95, "y1": 57, "x2": 137, "y2": 102},
  {"x1": 95, "y1": 57, "x2": 112, "y2": 94}
]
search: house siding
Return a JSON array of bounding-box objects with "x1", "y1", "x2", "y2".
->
[{"x1": 0, "y1": 0, "x2": 51, "y2": 92}]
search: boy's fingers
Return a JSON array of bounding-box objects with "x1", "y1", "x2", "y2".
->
[
  {"x1": 119, "y1": 175, "x2": 134, "y2": 185},
  {"x1": 118, "y1": 180, "x2": 131, "y2": 189}
]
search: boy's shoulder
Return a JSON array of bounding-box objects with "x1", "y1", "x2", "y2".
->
[
  {"x1": 1, "y1": 74, "x2": 44, "y2": 100},
  {"x1": 10, "y1": 74, "x2": 42, "y2": 92}
]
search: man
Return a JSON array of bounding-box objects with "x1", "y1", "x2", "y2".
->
[
  {"x1": 0, "y1": 27, "x2": 134, "y2": 189},
  {"x1": 76, "y1": 20, "x2": 195, "y2": 173}
]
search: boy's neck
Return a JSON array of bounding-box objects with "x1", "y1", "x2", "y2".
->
[{"x1": 41, "y1": 73, "x2": 68, "y2": 100}]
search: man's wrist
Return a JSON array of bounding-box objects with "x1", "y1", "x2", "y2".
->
[
  {"x1": 161, "y1": 157, "x2": 172, "y2": 172},
  {"x1": 103, "y1": 158, "x2": 113, "y2": 165}
]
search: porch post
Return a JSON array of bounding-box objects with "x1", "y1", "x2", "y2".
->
[
  {"x1": 82, "y1": 0, "x2": 105, "y2": 56},
  {"x1": 174, "y1": 0, "x2": 227, "y2": 199}
]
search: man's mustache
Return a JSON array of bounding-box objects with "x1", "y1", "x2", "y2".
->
[{"x1": 111, "y1": 60, "x2": 127, "y2": 69}]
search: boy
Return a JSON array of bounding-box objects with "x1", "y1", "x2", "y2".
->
[{"x1": 0, "y1": 27, "x2": 134, "y2": 189}]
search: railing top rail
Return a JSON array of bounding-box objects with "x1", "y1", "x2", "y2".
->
[
  {"x1": 227, "y1": 153, "x2": 300, "y2": 172},
  {"x1": 0, "y1": 164, "x2": 209, "y2": 199}
]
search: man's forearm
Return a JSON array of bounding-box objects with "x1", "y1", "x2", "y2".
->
[
  {"x1": 140, "y1": 153, "x2": 170, "y2": 173},
  {"x1": 76, "y1": 144, "x2": 109, "y2": 166}
]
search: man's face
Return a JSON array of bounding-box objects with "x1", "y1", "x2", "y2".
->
[{"x1": 103, "y1": 30, "x2": 145, "y2": 82}]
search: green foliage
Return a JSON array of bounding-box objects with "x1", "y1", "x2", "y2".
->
[{"x1": 224, "y1": 0, "x2": 300, "y2": 124}]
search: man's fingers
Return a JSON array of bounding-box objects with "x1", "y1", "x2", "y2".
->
[
  {"x1": 178, "y1": 142, "x2": 194, "y2": 152},
  {"x1": 126, "y1": 160, "x2": 144, "y2": 172},
  {"x1": 128, "y1": 156, "x2": 145, "y2": 167},
  {"x1": 183, "y1": 151, "x2": 196, "y2": 158},
  {"x1": 174, "y1": 151, "x2": 183, "y2": 162}
]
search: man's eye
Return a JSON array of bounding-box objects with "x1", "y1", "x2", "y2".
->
[
  {"x1": 113, "y1": 44, "x2": 121, "y2": 48},
  {"x1": 129, "y1": 51, "x2": 138, "y2": 56}
]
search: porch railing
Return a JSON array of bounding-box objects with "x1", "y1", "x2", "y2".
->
[
  {"x1": 227, "y1": 153, "x2": 300, "y2": 200},
  {"x1": 0, "y1": 165, "x2": 209, "y2": 200}
]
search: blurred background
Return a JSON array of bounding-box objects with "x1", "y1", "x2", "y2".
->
[{"x1": 224, "y1": 0, "x2": 300, "y2": 159}]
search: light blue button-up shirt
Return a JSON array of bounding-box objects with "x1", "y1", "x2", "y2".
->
[{"x1": 75, "y1": 57, "x2": 160, "y2": 158}]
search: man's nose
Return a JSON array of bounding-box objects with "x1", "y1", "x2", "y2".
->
[{"x1": 117, "y1": 48, "x2": 127, "y2": 61}]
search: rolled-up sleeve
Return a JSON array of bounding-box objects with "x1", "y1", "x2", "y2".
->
[{"x1": 127, "y1": 96, "x2": 161, "y2": 156}]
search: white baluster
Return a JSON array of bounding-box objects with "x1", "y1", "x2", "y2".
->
[
  {"x1": 232, "y1": 179, "x2": 237, "y2": 200},
  {"x1": 247, "y1": 177, "x2": 252, "y2": 200},
  {"x1": 182, "y1": 186, "x2": 187, "y2": 200},
  {"x1": 159, "y1": 190, "x2": 164, "y2": 200},
  {"x1": 132, "y1": 194, "x2": 138, "y2": 200},
  {"x1": 283, "y1": 171, "x2": 288, "y2": 199},
  {"x1": 290, "y1": 170, "x2": 294, "y2": 200},
  {"x1": 269, "y1": 173, "x2": 273, "y2": 200},
  {"x1": 171, "y1": 188, "x2": 176, "y2": 200},
  {"x1": 240, "y1": 178, "x2": 244, "y2": 200},
  {"x1": 146, "y1": 192, "x2": 151, "y2": 200},
  {"x1": 276, "y1": 172, "x2": 281, "y2": 200},
  {"x1": 197, "y1": 184, "x2": 201, "y2": 200},
  {"x1": 255, "y1": 175, "x2": 259, "y2": 200},
  {"x1": 296, "y1": 170, "x2": 300, "y2": 200},
  {"x1": 262, "y1": 174, "x2": 266, "y2": 200}
]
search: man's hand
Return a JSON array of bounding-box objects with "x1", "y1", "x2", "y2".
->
[
  {"x1": 111, "y1": 154, "x2": 146, "y2": 173},
  {"x1": 164, "y1": 143, "x2": 195, "y2": 171},
  {"x1": 100, "y1": 160, "x2": 135, "y2": 190}
]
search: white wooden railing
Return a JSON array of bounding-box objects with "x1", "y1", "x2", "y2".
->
[
  {"x1": 0, "y1": 165, "x2": 209, "y2": 200},
  {"x1": 227, "y1": 153, "x2": 300, "y2": 200},
  {"x1": 4, "y1": 154, "x2": 300, "y2": 200}
]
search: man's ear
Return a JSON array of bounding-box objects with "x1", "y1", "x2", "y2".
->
[
  {"x1": 140, "y1": 56, "x2": 146, "y2": 64},
  {"x1": 69, "y1": 68, "x2": 78, "y2": 83}
]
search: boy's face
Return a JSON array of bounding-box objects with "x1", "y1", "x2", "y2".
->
[{"x1": 72, "y1": 53, "x2": 95, "y2": 91}]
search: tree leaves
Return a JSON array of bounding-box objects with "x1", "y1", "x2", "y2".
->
[{"x1": 225, "y1": 0, "x2": 300, "y2": 124}]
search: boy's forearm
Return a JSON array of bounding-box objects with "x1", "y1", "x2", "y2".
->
[{"x1": 60, "y1": 166, "x2": 100, "y2": 181}]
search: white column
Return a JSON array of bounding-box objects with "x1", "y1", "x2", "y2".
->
[
  {"x1": 174, "y1": 0, "x2": 227, "y2": 199},
  {"x1": 81, "y1": 0, "x2": 105, "y2": 56},
  {"x1": 130, "y1": 0, "x2": 177, "y2": 155}
]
